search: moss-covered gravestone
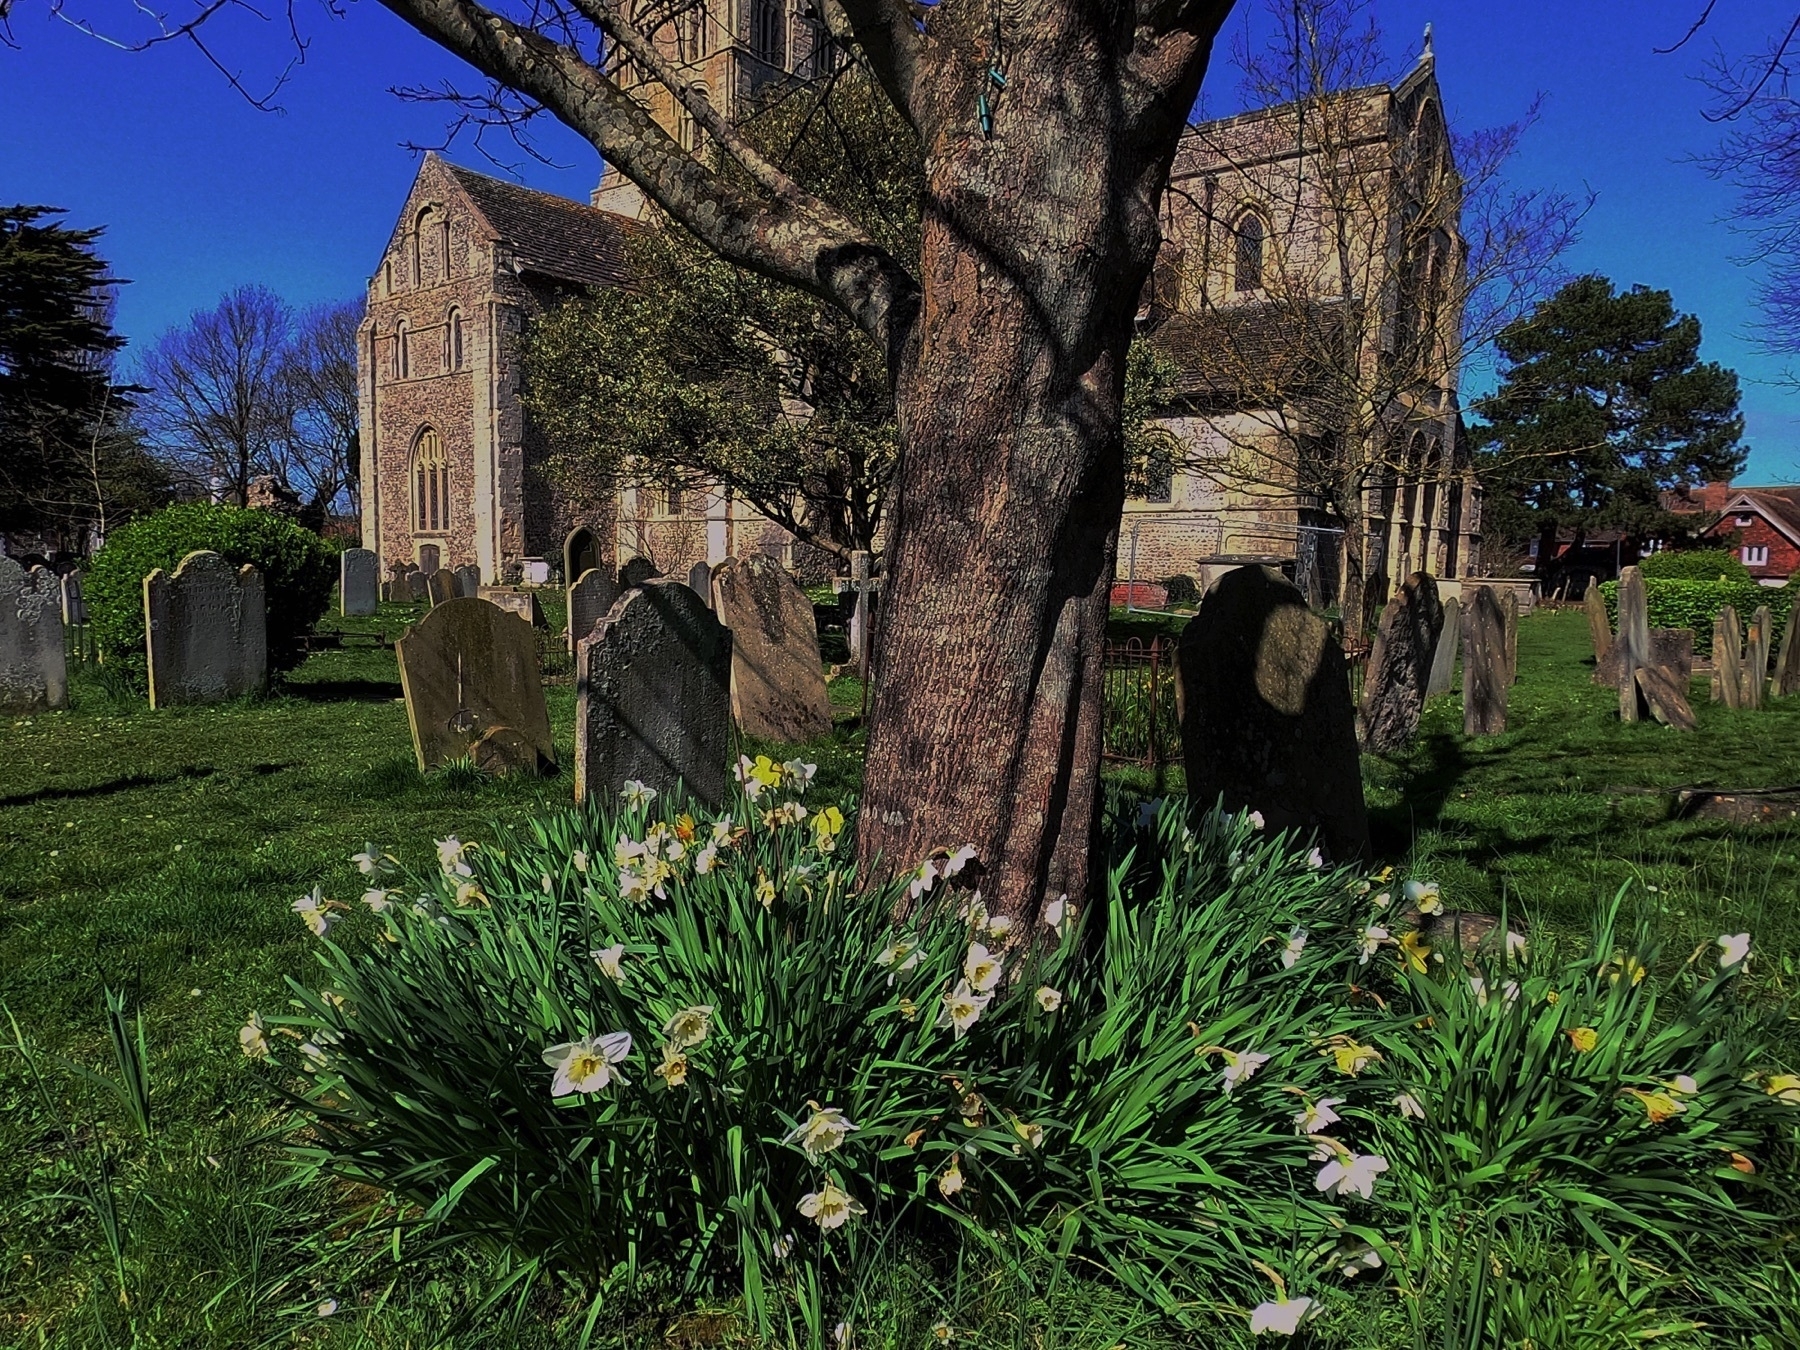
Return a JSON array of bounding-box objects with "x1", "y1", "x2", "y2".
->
[
  {"x1": 396, "y1": 598, "x2": 554, "y2": 774},
  {"x1": 0, "y1": 554, "x2": 68, "y2": 712},
  {"x1": 712, "y1": 554, "x2": 832, "y2": 743}
]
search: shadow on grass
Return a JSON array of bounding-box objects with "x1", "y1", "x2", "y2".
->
[
  {"x1": 0, "y1": 765, "x2": 216, "y2": 808},
  {"x1": 279, "y1": 677, "x2": 404, "y2": 703}
]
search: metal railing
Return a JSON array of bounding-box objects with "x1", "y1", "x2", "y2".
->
[{"x1": 1101, "y1": 636, "x2": 1181, "y2": 769}]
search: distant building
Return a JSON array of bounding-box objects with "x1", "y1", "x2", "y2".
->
[{"x1": 1669, "y1": 481, "x2": 1800, "y2": 585}]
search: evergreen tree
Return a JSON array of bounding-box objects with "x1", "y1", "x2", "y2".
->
[{"x1": 1475, "y1": 276, "x2": 1746, "y2": 582}]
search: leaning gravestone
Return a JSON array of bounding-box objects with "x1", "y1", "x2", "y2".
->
[
  {"x1": 1358, "y1": 571, "x2": 1444, "y2": 753},
  {"x1": 1713, "y1": 605, "x2": 1745, "y2": 710},
  {"x1": 1613, "y1": 566, "x2": 1652, "y2": 723},
  {"x1": 1425, "y1": 595, "x2": 1460, "y2": 698},
  {"x1": 341, "y1": 548, "x2": 379, "y2": 617},
  {"x1": 396, "y1": 598, "x2": 555, "y2": 774},
  {"x1": 1584, "y1": 579, "x2": 1612, "y2": 667},
  {"x1": 427, "y1": 568, "x2": 459, "y2": 608},
  {"x1": 567, "y1": 566, "x2": 619, "y2": 654},
  {"x1": 418, "y1": 543, "x2": 441, "y2": 574},
  {"x1": 1462, "y1": 585, "x2": 1508, "y2": 736},
  {"x1": 455, "y1": 564, "x2": 481, "y2": 599},
  {"x1": 712, "y1": 553, "x2": 833, "y2": 743},
  {"x1": 687, "y1": 559, "x2": 714, "y2": 607},
  {"x1": 0, "y1": 554, "x2": 69, "y2": 712},
  {"x1": 1774, "y1": 610, "x2": 1800, "y2": 698},
  {"x1": 1635, "y1": 662, "x2": 1697, "y2": 732},
  {"x1": 143, "y1": 550, "x2": 267, "y2": 709},
  {"x1": 618, "y1": 556, "x2": 660, "y2": 592},
  {"x1": 575, "y1": 580, "x2": 733, "y2": 808},
  {"x1": 1175, "y1": 565, "x2": 1368, "y2": 862},
  {"x1": 478, "y1": 586, "x2": 546, "y2": 627},
  {"x1": 1745, "y1": 605, "x2": 1774, "y2": 710}
]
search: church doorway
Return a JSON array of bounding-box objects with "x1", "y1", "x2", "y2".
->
[{"x1": 564, "y1": 527, "x2": 602, "y2": 585}]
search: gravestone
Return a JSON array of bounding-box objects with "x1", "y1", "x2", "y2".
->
[
  {"x1": 60, "y1": 570, "x2": 88, "y2": 627},
  {"x1": 618, "y1": 556, "x2": 660, "y2": 591},
  {"x1": 1425, "y1": 596, "x2": 1460, "y2": 698},
  {"x1": 1597, "y1": 627, "x2": 1693, "y2": 688},
  {"x1": 834, "y1": 550, "x2": 882, "y2": 675},
  {"x1": 143, "y1": 550, "x2": 267, "y2": 709},
  {"x1": 0, "y1": 554, "x2": 69, "y2": 711},
  {"x1": 340, "y1": 548, "x2": 379, "y2": 617},
  {"x1": 1612, "y1": 566, "x2": 1652, "y2": 722},
  {"x1": 1462, "y1": 585, "x2": 1508, "y2": 736},
  {"x1": 564, "y1": 527, "x2": 602, "y2": 591},
  {"x1": 396, "y1": 597, "x2": 555, "y2": 774},
  {"x1": 687, "y1": 559, "x2": 714, "y2": 607},
  {"x1": 522, "y1": 558, "x2": 551, "y2": 586},
  {"x1": 418, "y1": 544, "x2": 441, "y2": 574},
  {"x1": 712, "y1": 553, "x2": 833, "y2": 743},
  {"x1": 1175, "y1": 565, "x2": 1368, "y2": 862},
  {"x1": 1745, "y1": 605, "x2": 1773, "y2": 709},
  {"x1": 427, "y1": 568, "x2": 459, "y2": 608},
  {"x1": 1635, "y1": 662, "x2": 1697, "y2": 732},
  {"x1": 567, "y1": 566, "x2": 619, "y2": 653},
  {"x1": 1713, "y1": 606, "x2": 1745, "y2": 710},
  {"x1": 1501, "y1": 589, "x2": 1519, "y2": 686},
  {"x1": 1774, "y1": 611, "x2": 1800, "y2": 697},
  {"x1": 1584, "y1": 579, "x2": 1612, "y2": 667},
  {"x1": 455, "y1": 564, "x2": 481, "y2": 599},
  {"x1": 478, "y1": 586, "x2": 546, "y2": 627},
  {"x1": 406, "y1": 571, "x2": 429, "y2": 602},
  {"x1": 575, "y1": 580, "x2": 733, "y2": 808},
  {"x1": 1358, "y1": 571, "x2": 1444, "y2": 753}
]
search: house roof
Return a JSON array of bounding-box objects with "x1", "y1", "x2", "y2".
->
[
  {"x1": 441, "y1": 159, "x2": 647, "y2": 289},
  {"x1": 1706, "y1": 488, "x2": 1800, "y2": 548},
  {"x1": 1144, "y1": 301, "x2": 1353, "y2": 404}
]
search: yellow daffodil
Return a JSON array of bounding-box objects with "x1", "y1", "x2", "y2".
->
[
  {"x1": 812, "y1": 806, "x2": 845, "y2": 851},
  {"x1": 663, "y1": 1005, "x2": 714, "y2": 1049},
  {"x1": 797, "y1": 1180, "x2": 865, "y2": 1230},
  {"x1": 1011, "y1": 1118, "x2": 1044, "y2": 1150},
  {"x1": 1765, "y1": 1073, "x2": 1800, "y2": 1104},
  {"x1": 1566, "y1": 1027, "x2": 1599, "y2": 1054},
  {"x1": 784, "y1": 1104, "x2": 860, "y2": 1158},
  {"x1": 1398, "y1": 929, "x2": 1432, "y2": 974},
  {"x1": 1326, "y1": 1037, "x2": 1381, "y2": 1076},
  {"x1": 1373, "y1": 865, "x2": 1395, "y2": 883},
  {"x1": 756, "y1": 870, "x2": 777, "y2": 909},
  {"x1": 1622, "y1": 1087, "x2": 1686, "y2": 1124},
  {"x1": 674, "y1": 813, "x2": 696, "y2": 843},
  {"x1": 1545, "y1": 989, "x2": 1561, "y2": 1005},
  {"x1": 319, "y1": 989, "x2": 346, "y2": 1011},
  {"x1": 1609, "y1": 953, "x2": 1648, "y2": 986},
  {"x1": 653, "y1": 1043, "x2": 689, "y2": 1088}
]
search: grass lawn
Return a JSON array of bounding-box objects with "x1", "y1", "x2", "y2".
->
[{"x1": 1, "y1": 599, "x2": 1794, "y2": 1346}]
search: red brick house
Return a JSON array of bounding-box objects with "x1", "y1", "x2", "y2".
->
[{"x1": 1694, "y1": 487, "x2": 1800, "y2": 585}]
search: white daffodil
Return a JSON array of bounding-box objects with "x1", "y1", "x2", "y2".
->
[
  {"x1": 772, "y1": 1232, "x2": 796, "y2": 1260},
  {"x1": 239, "y1": 1013, "x2": 269, "y2": 1059},
  {"x1": 298, "y1": 1040, "x2": 327, "y2": 1070},
  {"x1": 961, "y1": 894, "x2": 988, "y2": 930},
  {"x1": 875, "y1": 938, "x2": 920, "y2": 973},
  {"x1": 937, "y1": 1154, "x2": 965, "y2": 1197},
  {"x1": 1219, "y1": 1048, "x2": 1271, "y2": 1094},
  {"x1": 1248, "y1": 1298, "x2": 1314, "y2": 1336},
  {"x1": 653, "y1": 1043, "x2": 689, "y2": 1088},
  {"x1": 963, "y1": 943, "x2": 1004, "y2": 994},
  {"x1": 1394, "y1": 1091, "x2": 1427, "y2": 1120},
  {"x1": 1247, "y1": 810, "x2": 1266, "y2": 830},
  {"x1": 1336, "y1": 1243, "x2": 1384, "y2": 1278},
  {"x1": 1403, "y1": 878, "x2": 1443, "y2": 916},
  {"x1": 941, "y1": 845, "x2": 978, "y2": 879},
  {"x1": 616, "y1": 836, "x2": 649, "y2": 868},
  {"x1": 1280, "y1": 927, "x2": 1308, "y2": 969},
  {"x1": 781, "y1": 759, "x2": 817, "y2": 790},
  {"x1": 361, "y1": 888, "x2": 393, "y2": 913},
  {"x1": 542, "y1": 1031, "x2": 633, "y2": 1094},
  {"x1": 784, "y1": 1104, "x2": 860, "y2": 1158},
  {"x1": 1505, "y1": 930, "x2": 1528, "y2": 959},
  {"x1": 797, "y1": 1180, "x2": 865, "y2": 1230},
  {"x1": 1667, "y1": 1073, "x2": 1699, "y2": 1095},
  {"x1": 1042, "y1": 895, "x2": 1067, "y2": 929},
  {"x1": 694, "y1": 842, "x2": 719, "y2": 874},
  {"x1": 573, "y1": 849, "x2": 590, "y2": 875},
  {"x1": 1035, "y1": 986, "x2": 1063, "y2": 1013},
  {"x1": 1306, "y1": 847, "x2": 1325, "y2": 869},
  {"x1": 293, "y1": 888, "x2": 337, "y2": 937},
  {"x1": 769, "y1": 800, "x2": 808, "y2": 827},
  {"x1": 1292, "y1": 1097, "x2": 1343, "y2": 1134},
  {"x1": 663, "y1": 1005, "x2": 714, "y2": 1049},
  {"x1": 620, "y1": 780, "x2": 657, "y2": 809},
  {"x1": 1011, "y1": 1118, "x2": 1044, "y2": 1150},
  {"x1": 436, "y1": 836, "x2": 472, "y2": 877},
  {"x1": 1314, "y1": 1151, "x2": 1388, "y2": 1200},
  {"x1": 351, "y1": 845, "x2": 382, "y2": 876},
  {"x1": 592, "y1": 944, "x2": 626, "y2": 983},
  {"x1": 711, "y1": 815, "x2": 736, "y2": 844},
  {"x1": 1718, "y1": 933, "x2": 1751, "y2": 969},
  {"x1": 541, "y1": 873, "x2": 554, "y2": 894},
  {"x1": 316, "y1": 1298, "x2": 339, "y2": 1317},
  {"x1": 453, "y1": 879, "x2": 486, "y2": 908},
  {"x1": 985, "y1": 915, "x2": 1015, "y2": 940},
  {"x1": 937, "y1": 981, "x2": 993, "y2": 1039},
  {"x1": 1356, "y1": 925, "x2": 1389, "y2": 965},
  {"x1": 909, "y1": 860, "x2": 939, "y2": 902}
]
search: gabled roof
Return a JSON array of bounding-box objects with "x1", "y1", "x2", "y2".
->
[
  {"x1": 439, "y1": 157, "x2": 648, "y2": 289},
  {"x1": 1706, "y1": 488, "x2": 1800, "y2": 548}
]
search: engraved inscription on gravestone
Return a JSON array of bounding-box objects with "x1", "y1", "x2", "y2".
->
[
  {"x1": 143, "y1": 550, "x2": 267, "y2": 708},
  {"x1": 396, "y1": 597, "x2": 556, "y2": 774},
  {"x1": 567, "y1": 566, "x2": 620, "y2": 654},
  {"x1": 341, "y1": 548, "x2": 379, "y2": 617},
  {"x1": 0, "y1": 554, "x2": 69, "y2": 711}
]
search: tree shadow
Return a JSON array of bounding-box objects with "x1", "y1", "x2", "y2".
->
[{"x1": 279, "y1": 678, "x2": 404, "y2": 703}]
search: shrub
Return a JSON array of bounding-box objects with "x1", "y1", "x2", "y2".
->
[
  {"x1": 1639, "y1": 549, "x2": 1753, "y2": 584},
  {"x1": 1599, "y1": 577, "x2": 1797, "y2": 655},
  {"x1": 85, "y1": 503, "x2": 337, "y2": 688},
  {"x1": 1159, "y1": 574, "x2": 1201, "y2": 607},
  {"x1": 267, "y1": 780, "x2": 1405, "y2": 1339}
]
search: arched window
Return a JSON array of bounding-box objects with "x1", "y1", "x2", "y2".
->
[
  {"x1": 440, "y1": 216, "x2": 453, "y2": 279},
  {"x1": 382, "y1": 260, "x2": 392, "y2": 296},
  {"x1": 395, "y1": 318, "x2": 410, "y2": 379},
  {"x1": 448, "y1": 308, "x2": 464, "y2": 371},
  {"x1": 751, "y1": 0, "x2": 784, "y2": 65},
  {"x1": 1233, "y1": 211, "x2": 1265, "y2": 293},
  {"x1": 413, "y1": 208, "x2": 432, "y2": 285},
  {"x1": 412, "y1": 427, "x2": 450, "y2": 534}
]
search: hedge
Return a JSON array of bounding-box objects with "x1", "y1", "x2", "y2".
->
[
  {"x1": 1638, "y1": 549, "x2": 1753, "y2": 584},
  {"x1": 85, "y1": 503, "x2": 338, "y2": 690},
  {"x1": 1599, "y1": 576, "x2": 1798, "y2": 656}
]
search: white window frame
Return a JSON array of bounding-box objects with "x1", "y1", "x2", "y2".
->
[{"x1": 1742, "y1": 544, "x2": 1770, "y2": 567}]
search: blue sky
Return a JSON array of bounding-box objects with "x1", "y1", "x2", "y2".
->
[{"x1": 3, "y1": 0, "x2": 1796, "y2": 480}]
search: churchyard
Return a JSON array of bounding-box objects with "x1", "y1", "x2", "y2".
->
[{"x1": 3, "y1": 560, "x2": 1799, "y2": 1347}]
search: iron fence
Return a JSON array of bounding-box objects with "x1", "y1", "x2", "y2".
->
[{"x1": 1101, "y1": 636, "x2": 1180, "y2": 768}]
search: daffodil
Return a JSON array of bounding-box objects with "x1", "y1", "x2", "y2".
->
[
  {"x1": 591, "y1": 944, "x2": 626, "y2": 983},
  {"x1": 1292, "y1": 1097, "x2": 1343, "y2": 1133},
  {"x1": 938, "y1": 981, "x2": 993, "y2": 1038},
  {"x1": 937, "y1": 1154, "x2": 965, "y2": 1197},
  {"x1": 1035, "y1": 986, "x2": 1063, "y2": 1013},
  {"x1": 1011, "y1": 1118, "x2": 1044, "y2": 1150},
  {"x1": 985, "y1": 915, "x2": 1014, "y2": 940},
  {"x1": 1665, "y1": 1073, "x2": 1698, "y2": 1095},
  {"x1": 1248, "y1": 1297, "x2": 1315, "y2": 1335},
  {"x1": 293, "y1": 888, "x2": 337, "y2": 937},
  {"x1": 453, "y1": 879, "x2": 487, "y2": 907},
  {"x1": 931, "y1": 1320, "x2": 953, "y2": 1342},
  {"x1": 958, "y1": 1091, "x2": 984, "y2": 1126},
  {"x1": 663, "y1": 1005, "x2": 713, "y2": 1049},
  {"x1": 963, "y1": 943, "x2": 1004, "y2": 994},
  {"x1": 361, "y1": 888, "x2": 394, "y2": 913},
  {"x1": 653, "y1": 1043, "x2": 689, "y2": 1088},
  {"x1": 1609, "y1": 953, "x2": 1648, "y2": 986},
  {"x1": 1398, "y1": 929, "x2": 1431, "y2": 974},
  {"x1": 941, "y1": 845, "x2": 978, "y2": 879},
  {"x1": 1041, "y1": 895, "x2": 1067, "y2": 929},
  {"x1": 1214, "y1": 1047, "x2": 1271, "y2": 1094},
  {"x1": 755, "y1": 870, "x2": 777, "y2": 908},
  {"x1": 812, "y1": 806, "x2": 846, "y2": 851},
  {"x1": 1718, "y1": 933, "x2": 1751, "y2": 969},
  {"x1": 316, "y1": 1298, "x2": 339, "y2": 1317},
  {"x1": 1764, "y1": 1073, "x2": 1800, "y2": 1104},
  {"x1": 1394, "y1": 1091, "x2": 1426, "y2": 1120},
  {"x1": 898, "y1": 997, "x2": 919, "y2": 1021},
  {"x1": 1622, "y1": 1087, "x2": 1686, "y2": 1123},
  {"x1": 542, "y1": 1031, "x2": 632, "y2": 1094},
  {"x1": 876, "y1": 937, "x2": 920, "y2": 972},
  {"x1": 784, "y1": 1104, "x2": 860, "y2": 1158},
  {"x1": 767, "y1": 800, "x2": 808, "y2": 827},
  {"x1": 908, "y1": 859, "x2": 939, "y2": 902},
  {"x1": 1245, "y1": 809, "x2": 1266, "y2": 830},
  {"x1": 1728, "y1": 1151, "x2": 1757, "y2": 1174},
  {"x1": 797, "y1": 1180, "x2": 865, "y2": 1230},
  {"x1": 1280, "y1": 927, "x2": 1307, "y2": 968},
  {"x1": 239, "y1": 1013, "x2": 269, "y2": 1059},
  {"x1": 573, "y1": 848, "x2": 590, "y2": 875},
  {"x1": 436, "y1": 836, "x2": 472, "y2": 876},
  {"x1": 1302, "y1": 846, "x2": 1322, "y2": 869},
  {"x1": 1505, "y1": 930, "x2": 1528, "y2": 959},
  {"x1": 620, "y1": 780, "x2": 657, "y2": 809},
  {"x1": 351, "y1": 845, "x2": 383, "y2": 876},
  {"x1": 782, "y1": 758, "x2": 817, "y2": 790},
  {"x1": 1327, "y1": 1038, "x2": 1381, "y2": 1076},
  {"x1": 693, "y1": 841, "x2": 720, "y2": 874},
  {"x1": 772, "y1": 1232, "x2": 796, "y2": 1259},
  {"x1": 735, "y1": 754, "x2": 783, "y2": 799},
  {"x1": 1403, "y1": 878, "x2": 1442, "y2": 916},
  {"x1": 1566, "y1": 1026, "x2": 1599, "y2": 1053},
  {"x1": 1314, "y1": 1150, "x2": 1388, "y2": 1200},
  {"x1": 1356, "y1": 925, "x2": 1390, "y2": 965}
]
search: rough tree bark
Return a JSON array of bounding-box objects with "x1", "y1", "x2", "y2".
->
[{"x1": 376, "y1": 0, "x2": 1235, "y2": 920}]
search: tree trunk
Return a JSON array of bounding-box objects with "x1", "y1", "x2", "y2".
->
[{"x1": 853, "y1": 29, "x2": 1172, "y2": 922}]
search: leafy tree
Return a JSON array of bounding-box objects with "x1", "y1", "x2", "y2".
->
[
  {"x1": 1474, "y1": 276, "x2": 1747, "y2": 587},
  {"x1": 0, "y1": 204, "x2": 166, "y2": 548}
]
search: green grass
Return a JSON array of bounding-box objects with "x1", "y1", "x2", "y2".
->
[{"x1": 1, "y1": 600, "x2": 1795, "y2": 1346}]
